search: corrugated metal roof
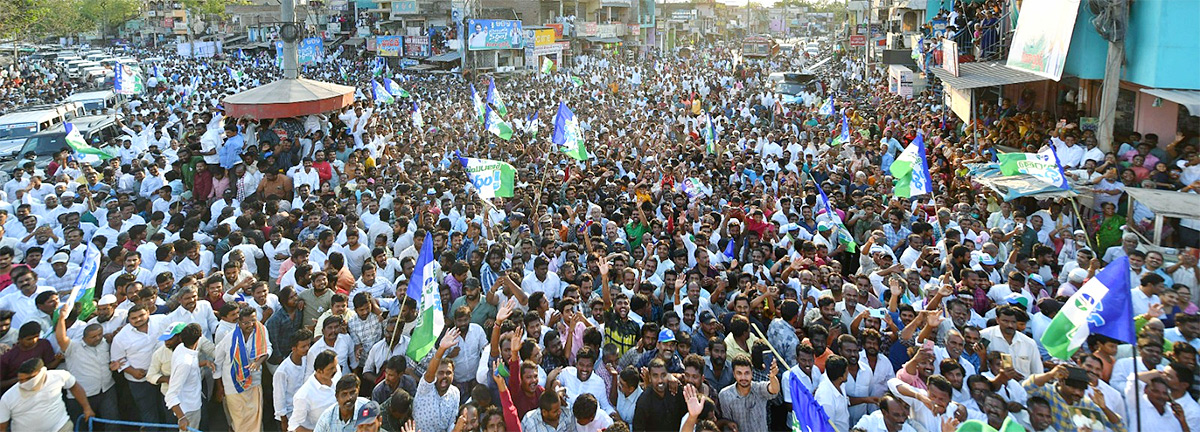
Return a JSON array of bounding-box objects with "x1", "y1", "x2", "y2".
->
[
  {"x1": 931, "y1": 61, "x2": 1047, "y2": 90},
  {"x1": 1141, "y1": 88, "x2": 1200, "y2": 115}
]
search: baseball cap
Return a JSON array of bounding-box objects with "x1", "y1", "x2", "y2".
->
[
  {"x1": 817, "y1": 221, "x2": 833, "y2": 231},
  {"x1": 699, "y1": 311, "x2": 717, "y2": 324},
  {"x1": 658, "y1": 328, "x2": 676, "y2": 344},
  {"x1": 158, "y1": 322, "x2": 187, "y2": 341},
  {"x1": 1063, "y1": 366, "x2": 1090, "y2": 389},
  {"x1": 355, "y1": 401, "x2": 381, "y2": 426},
  {"x1": 1004, "y1": 294, "x2": 1030, "y2": 309},
  {"x1": 50, "y1": 253, "x2": 69, "y2": 264},
  {"x1": 979, "y1": 255, "x2": 997, "y2": 266},
  {"x1": 1027, "y1": 274, "x2": 1045, "y2": 286},
  {"x1": 1068, "y1": 268, "x2": 1089, "y2": 283}
]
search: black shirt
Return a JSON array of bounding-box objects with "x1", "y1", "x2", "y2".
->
[{"x1": 632, "y1": 386, "x2": 687, "y2": 432}]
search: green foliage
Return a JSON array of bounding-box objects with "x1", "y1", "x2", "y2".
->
[{"x1": 79, "y1": 0, "x2": 142, "y2": 34}]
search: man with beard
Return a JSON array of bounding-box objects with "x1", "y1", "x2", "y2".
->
[
  {"x1": 109, "y1": 305, "x2": 166, "y2": 425},
  {"x1": 704, "y1": 337, "x2": 734, "y2": 392},
  {"x1": 552, "y1": 346, "x2": 614, "y2": 414},
  {"x1": 600, "y1": 256, "x2": 640, "y2": 356},
  {"x1": 414, "y1": 328, "x2": 461, "y2": 432},
  {"x1": 680, "y1": 354, "x2": 718, "y2": 412},
  {"x1": 717, "y1": 352, "x2": 780, "y2": 431},
  {"x1": 521, "y1": 386, "x2": 575, "y2": 432},
  {"x1": 1023, "y1": 364, "x2": 1123, "y2": 432},
  {"x1": 450, "y1": 278, "x2": 495, "y2": 327},
  {"x1": 444, "y1": 306, "x2": 487, "y2": 398},
  {"x1": 618, "y1": 323, "x2": 660, "y2": 370},
  {"x1": 636, "y1": 328, "x2": 684, "y2": 372},
  {"x1": 86, "y1": 295, "x2": 126, "y2": 340},
  {"x1": 691, "y1": 311, "x2": 723, "y2": 355},
  {"x1": 854, "y1": 394, "x2": 917, "y2": 432},
  {"x1": 313, "y1": 374, "x2": 369, "y2": 431},
  {"x1": 632, "y1": 357, "x2": 687, "y2": 431},
  {"x1": 860, "y1": 328, "x2": 896, "y2": 404}
]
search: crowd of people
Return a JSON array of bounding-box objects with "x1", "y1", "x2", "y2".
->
[{"x1": 0, "y1": 33, "x2": 1197, "y2": 432}]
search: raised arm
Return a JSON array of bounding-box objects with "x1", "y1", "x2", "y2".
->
[{"x1": 424, "y1": 327, "x2": 461, "y2": 384}]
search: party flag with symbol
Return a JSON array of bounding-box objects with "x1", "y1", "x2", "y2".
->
[
  {"x1": 65, "y1": 122, "x2": 113, "y2": 163},
  {"x1": 384, "y1": 78, "x2": 410, "y2": 98},
  {"x1": 890, "y1": 132, "x2": 932, "y2": 198},
  {"x1": 526, "y1": 111, "x2": 539, "y2": 139},
  {"x1": 997, "y1": 146, "x2": 1070, "y2": 190},
  {"x1": 818, "y1": 95, "x2": 834, "y2": 116},
  {"x1": 552, "y1": 101, "x2": 587, "y2": 160},
  {"x1": 569, "y1": 75, "x2": 584, "y2": 87},
  {"x1": 372, "y1": 80, "x2": 395, "y2": 105},
  {"x1": 1041, "y1": 257, "x2": 1135, "y2": 360},
  {"x1": 412, "y1": 101, "x2": 424, "y2": 128},
  {"x1": 470, "y1": 83, "x2": 486, "y2": 124},
  {"x1": 702, "y1": 112, "x2": 718, "y2": 154},
  {"x1": 227, "y1": 66, "x2": 244, "y2": 82},
  {"x1": 540, "y1": 57, "x2": 554, "y2": 74},
  {"x1": 830, "y1": 113, "x2": 850, "y2": 146},
  {"x1": 815, "y1": 181, "x2": 858, "y2": 253},
  {"x1": 487, "y1": 80, "x2": 507, "y2": 117},
  {"x1": 458, "y1": 152, "x2": 517, "y2": 199},
  {"x1": 405, "y1": 233, "x2": 443, "y2": 362},
  {"x1": 61, "y1": 244, "x2": 101, "y2": 320},
  {"x1": 483, "y1": 105, "x2": 514, "y2": 140}
]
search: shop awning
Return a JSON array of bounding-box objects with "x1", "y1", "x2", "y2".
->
[
  {"x1": 342, "y1": 38, "x2": 365, "y2": 47},
  {"x1": 931, "y1": 61, "x2": 1046, "y2": 90},
  {"x1": 1141, "y1": 88, "x2": 1200, "y2": 115},
  {"x1": 427, "y1": 51, "x2": 461, "y2": 62},
  {"x1": 584, "y1": 37, "x2": 621, "y2": 43}
]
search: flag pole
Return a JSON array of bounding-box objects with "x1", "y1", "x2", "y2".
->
[
  {"x1": 750, "y1": 323, "x2": 793, "y2": 371},
  {"x1": 1069, "y1": 197, "x2": 1097, "y2": 252},
  {"x1": 389, "y1": 291, "x2": 409, "y2": 349}
]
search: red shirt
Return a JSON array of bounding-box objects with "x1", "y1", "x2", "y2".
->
[
  {"x1": 313, "y1": 162, "x2": 333, "y2": 182},
  {"x1": 507, "y1": 357, "x2": 543, "y2": 418}
]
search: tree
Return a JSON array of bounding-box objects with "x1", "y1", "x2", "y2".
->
[
  {"x1": 79, "y1": 0, "x2": 141, "y2": 37},
  {"x1": 0, "y1": 0, "x2": 51, "y2": 41}
]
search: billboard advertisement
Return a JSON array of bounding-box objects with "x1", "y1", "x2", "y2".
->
[
  {"x1": 467, "y1": 19, "x2": 524, "y2": 51},
  {"x1": 275, "y1": 37, "x2": 323, "y2": 66},
  {"x1": 376, "y1": 36, "x2": 403, "y2": 56},
  {"x1": 404, "y1": 36, "x2": 430, "y2": 57},
  {"x1": 1005, "y1": 0, "x2": 1080, "y2": 81},
  {"x1": 534, "y1": 29, "x2": 555, "y2": 46}
]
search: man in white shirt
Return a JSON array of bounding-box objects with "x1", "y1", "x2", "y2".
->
[
  {"x1": 522, "y1": 256, "x2": 563, "y2": 302},
  {"x1": 555, "y1": 347, "x2": 616, "y2": 415},
  {"x1": 53, "y1": 306, "x2": 118, "y2": 423},
  {"x1": 100, "y1": 252, "x2": 156, "y2": 297},
  {"x1": 887, "y1": 376, "x2": 967, "y2": 432},
  {"x1": 110, "y1": 304, "x2": 168, "y2": 424},
  {"x1": 165, "y1": 323, "x2": 204, "y2": 432},
  {"x1": 214, "y1": 306, "x2": 272, "y2": 431},
  {"x1": 273, "y1": 329, "x2": 312, "y2": 432},
  {"x1": 979, "y1": 306, "x2": 1044, "y2": 378},
  {"x1": 814, "y1": 355, "x2": 851, "y2": 432},
  {"x1": 446, "y1": 306, "x2": 489, "y2": 393},
  {"x1": 289, "y1": 349, "x2": 340, "y2": 432},
  {"x1": 164, "y1": 286, "x2": 218, "y2": 340},
  {"x1": 1131, "y1": 273, "x2": 1166, "y2": 316},
  {"x1": 0, "y1": 358, "x2": 96, "y2": 432},
  {"x1": 854, "y1": 394, "x2": 918, "y2": 432}
]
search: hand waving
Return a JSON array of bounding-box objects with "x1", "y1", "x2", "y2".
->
[
  {"x1": 684, "y1": 382, "x2": 703, "y2": 418},
  {"x1": 439, "y1": 327, "x2": 461, "y2": 351}
]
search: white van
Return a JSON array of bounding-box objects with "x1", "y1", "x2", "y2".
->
[
  {"x1": 66, "y1": 90, "x2": 124, "y2": 113},
  {"x1": 0, "y1": 103, "x2": 84, "y2": 156}
]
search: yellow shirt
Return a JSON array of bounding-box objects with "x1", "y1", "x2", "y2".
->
[{"x1": 724, "y1": 332, "x2": 763, "y2": 362}]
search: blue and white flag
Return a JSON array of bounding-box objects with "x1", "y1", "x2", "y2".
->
[
  {"x1": 890, "y1": 132, "x2": 933, "y2": 198},
  {"x1": 405, "y1": 233, "x2": 443, "y2": 362},
  {"x1": 830, "y1": 113, "x2": 850, "y2": 146},
  {"x1": 818, "y1": 96, "x2": 834, "y2": 117},
  {"x1": 412, "y1": 101, "x2": 424, "y2": 128},
  {"x1": 1041, "y1": 257, "x2": 1136, "y2": 359},
  {"x1": 788, "y1": 373, "x2": 836, "y2": 432},
  {"x1": 372, "y1": 80, "x2": 395, "y2": 104}
]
